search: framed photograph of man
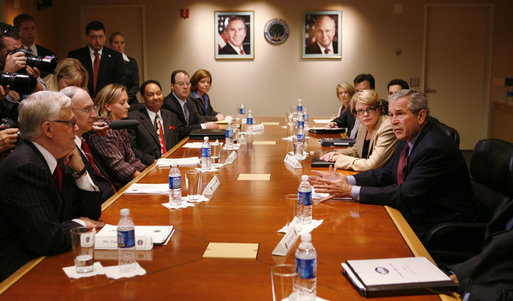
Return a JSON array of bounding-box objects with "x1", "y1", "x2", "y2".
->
[
  {"x1": 215, "y1": 11, "x2": 254, "y2": 60},
  {"x1": 302, "y1": 10, "x2": 342, "y2": 59}
]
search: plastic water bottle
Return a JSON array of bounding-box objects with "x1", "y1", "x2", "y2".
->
[
  {"x1": 168, "y1": 163, "x2": 182, "y2": 205},
  {"x1": 297, "y1": 99, "x2": 303, "y2": 113},
  {"x1": 117, "y1": 208, "x2": 136, "y2": 272},
  {"x1": 298, "y1": 175, "x2": 312, "y2": 224},
  {"x1": 246, "y1": 110, "x2": 254, "y2": 134},
  {"x1": 225, "y1": 121, "x2": 234, "y2": 148},
  {"x1": 238, "y1": 103, "x2": 245, "y2": 117},
  {"x1": 201, "y1": 136, "x2": 211, "y2": 170},
  {"x1": 297, "y1": 112, "x2": 305, "y2": 129},
  {"x1": 295, "y1": 233, "x2": 317, "y2": 300},
  {"x1": 303, "y1": 108, "x2": 309, "y2": 130}
]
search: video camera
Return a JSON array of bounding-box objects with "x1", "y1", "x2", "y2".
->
[
  {"x1": 0, "y1": 72, "x2": 37, "y2": 95},
  {"x1": 11, "y1": 48, "x2": 57, "y2": 74}
]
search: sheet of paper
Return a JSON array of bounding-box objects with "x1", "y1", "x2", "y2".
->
[
  {"x1": 203, "y1": 242, "x2": 259, "y2": 259},
  {"x1": 125, "y1": 183, "x2": 169, "y2": 194},
  {"x1": 262, "y1": 122, "x2": 280, "y2": 125},
  {"x1": 156, "y1": 157, "x2": 199, "y2": 167},
  {"x1": 97, "y1": 224, "x2": 174, "y2": 245},
  {"x1": 253, "y1": 141, "x2": 276, "y2": 145},
  {"x1": 183, "y1": 142, "x2": 204, "y2": 149},
  {"x1": 237, "y1": 173, "x2": 271, "y2": 181},
  {"x1": 314, "y1": 119, "x2": 332, "y2": 124}
]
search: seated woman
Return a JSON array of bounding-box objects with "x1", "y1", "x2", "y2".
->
[
  {"x1": 44, "y1": 58, "x2": 88, "y2": 91},
  {"x1": 189, "y1": 69, "x2": 225, "y2": 121},
  {"x1": 320, "y1": 89, "x2": 397, "y2": 171},
  {"x1": 326, "y1": 82, "x2": 355, "y2": 132},
  {"x1": 86, "y1": 84, "x2": 146, "y2": 189}
]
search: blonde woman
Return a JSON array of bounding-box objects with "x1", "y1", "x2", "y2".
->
[
  {"x1": 86, "y1": 84, "x2": 146, "y2": 189},
  {"x1": 44, "y1": 58, "x2": 88, "y2": 91},
  {"x1": 321, "y1": 89, "x2": 397, "y2": 171},
  {"x1": 326, "y1": 82, "x2": 356, "y2": 133}
]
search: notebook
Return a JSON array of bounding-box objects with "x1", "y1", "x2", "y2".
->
[
  {"x1": 308, "y1": 127, "x2": 347, "y2": 134},
  {"x1": 189, "y1": 129, "x2": 227, "y2": 140},
  {"x1": 310, "y1": 156, "x2": 335, "y2": 167},
  {"x1": 320, "y1": 138, "x2": 356, "y2": 147}
]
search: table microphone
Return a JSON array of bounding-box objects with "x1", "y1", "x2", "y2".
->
[{"x1": 109, "y1": 120, "x2": 139, "y2": 130}]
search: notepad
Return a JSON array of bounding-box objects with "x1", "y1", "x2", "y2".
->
[
  {"x1": 237, "y1": 174, "x2": 271, "y2": 181},
  {"x1": 253, "y1": 141, "x2": 276, "y2": 145},
  {"x1": 203, "y1": 242, "x2": 259, "y2": 259}
]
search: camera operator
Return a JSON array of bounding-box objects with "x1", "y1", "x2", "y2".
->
[{"x1": 0, "y1": 86, "x2": 19, "y2": 161}]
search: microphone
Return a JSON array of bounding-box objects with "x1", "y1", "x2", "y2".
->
[{"x1": 108, "y1": 120, "x2": 139, "y2": 130}]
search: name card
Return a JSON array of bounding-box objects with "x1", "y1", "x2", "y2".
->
[
  {"x1": 252, "y1": 123, "x2": 265, "y2": 131},
  {"x1": 95, "y1": 235, "x2": 153, "y2": 250},
  {"x1": 225, "y1": 151, "x2": 237, "y2": 165},
  {"x1": 203, "y1": 175, "x2": 220, "y2": 195},
  {"x1": 284, "y1": 154, "x2": 302, "y2": 169},
  {"x1": 272, "y1": 226, "x2": 299, "y2": 256}
]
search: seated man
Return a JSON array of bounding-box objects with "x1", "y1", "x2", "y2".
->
[
  {"x1": 312, "y1": 89, "x2": 475, "y2": 239},
  {"x1": 128, "y1": 80, "x2": 180, "y2": 165},
  {"x1": 0, "y1": 91, "x2": 103, "y2": 282}
]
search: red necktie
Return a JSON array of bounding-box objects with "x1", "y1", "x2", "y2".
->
[
  {"x1": 154, "y1": 115, "x2": 166, "y2": 156},
  {"x1": 324, "y1": 48, "x2": 330, "y2": 54},
  {"x1": 81, "y1": 139, "x2": 116, "y2": 193},
  {"x1": 240, "y1": 49, "x2": 244, "y2": 55},
  {"x1": 53, "y1": 164, "x2": 62, "y2": 192},
  {"x1": 93, "y1": 51, "x2": 100, "y2": 94},
  {"x1": 396, "y1": 144, "x2": 410, "y2": 184}
]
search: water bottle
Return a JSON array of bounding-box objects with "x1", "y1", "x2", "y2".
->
[
  {"x1": 201, "y1": 136, "x2": 211, "y2": 170},
  {"x1": 295, "y1": 127, "x2": 304, "y2": 158},
  {"x1": 295, "y1": 233, "x2": 317, "y2": 300},
  {"x1": 297, "y1": 112, "x2": 305, "y2": 129},
  {"x1": 117, "y1": 208, "x2": 136, "y2": 272},
  {"x1": 246, "y1": 110, "x2": 254, "y2": 134},
  {"x1": 238, "y1": 103, "x2": 245, "y2": 117},
  {"x1": 303, "y1": 108, "x2": 309, "y2": 130},
  {"x1": 225, "y1": 121, "x2": 234, "y2": 148},
  {"x1": 298, "y1": 175, "x2": 312, "y2": 224},
  {"x1": 168, "y1": 163, "x2": 182, "y2": 205},
  {"x1": 297, "y1": 99, "x2": 303, "y2": 113}
]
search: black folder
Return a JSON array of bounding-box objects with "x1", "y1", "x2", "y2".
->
[
  {"x1": 308, "y1": 127, "x2": 347, "y2": 134},
  {"x1": 320, "y1": 138, "x2": 356, "y2": 147},
  {"x1": 189, "y1": 129, "x2": 226, "y2": 140},
  {"x1": 310, "y1": 156, "x2": 335, "y2": 167}
]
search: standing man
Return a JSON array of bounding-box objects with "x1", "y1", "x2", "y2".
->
[
  {"x1": 68, "y1": 21, "x2": 125, "y2": 97},
  {"x1": 0, "y1": 91, "x2": 103, "y2": 282},
  {"x1": 305, "y1": 15, "x2": 337, "y2": 54},
  {"x1": 163, "y1": 70, "x2": 218, "y2": 140},
  {"x1": 387, "y1": 79, "x2": 410, "y2": 101},
  {"x1": 219, "y1": 16, "x2": 250, "y2": 55},
  {"x1": 60, "y1": 86, "x2": 116, "y2": 203},
  {"x1": 13, "y1": 14, "x2": 54, "y2": 58},
  {"x1": 128, "y1": 80, "x2": 180, "y2": 165},
  {"x1": 312, "y1": 90, "x2": 475, "y2": 240}
]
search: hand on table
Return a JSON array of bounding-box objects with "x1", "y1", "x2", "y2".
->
[{"x1": 310, "y1": 166, "x2": 352, "y2": 202}]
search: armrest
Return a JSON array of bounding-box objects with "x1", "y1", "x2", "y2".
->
[{"x1": 423, "y1": 222, "x2": 487, "y2": 253}]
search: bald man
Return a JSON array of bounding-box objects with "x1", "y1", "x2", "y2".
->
[{"x1": 306, "y1": 15, "x2": 338, "y2": 54}]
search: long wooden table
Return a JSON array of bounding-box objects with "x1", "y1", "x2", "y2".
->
[{"x1": 0, "y1": 117, "x2": 458, "y2": 300}]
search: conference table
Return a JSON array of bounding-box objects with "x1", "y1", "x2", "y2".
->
[{"x1": 0, "y1": 117, "x2": 459, "y2": 300}]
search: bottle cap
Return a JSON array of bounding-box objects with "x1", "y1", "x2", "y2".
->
[
  {"x1": 301, "y1": 233, "x2": 311, "y2": 242},
  {"x1": 204, "y1": 136, "x2": 209, "y2": 141},
  {"x1": 120, "y1": 208, "x2": 129, "y2": 216},
  {"x1": 171, "y1": 163, "x2": 178, "y2": 168},
  {"x1": 301, "y1": 175, "x2": 309, "y2": 181}
]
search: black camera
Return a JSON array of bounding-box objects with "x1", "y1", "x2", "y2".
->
[
  {"x1": 0, "y1": 118, "x2": 17, "y2": 130},
  {"x1": 0, "y1": 72, "x2": 37, "y2": 95},
  {"x1": 11, "y1": 48, "x2": 57, "y2": 74}
]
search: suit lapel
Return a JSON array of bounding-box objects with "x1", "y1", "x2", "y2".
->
[{"x1": 140, "y1": 109, "x2": 160, "y2": 145}]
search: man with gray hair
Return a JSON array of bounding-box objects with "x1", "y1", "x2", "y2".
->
[
  {"x1": 0, "y1": 91, "x2": 103, "y2": 282},
  {"x1": 312, "y1": 89, "x2": 475, "y2": 239}
]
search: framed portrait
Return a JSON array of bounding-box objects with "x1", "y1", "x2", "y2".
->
[
  {"x1": 215, "y1": 11, "x2": 254, "y2": 60},
  {"x1": 302, "y1": 10, "x2": 342, "y2": 59}
]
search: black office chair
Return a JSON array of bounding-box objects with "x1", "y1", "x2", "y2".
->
[
  {"x1": 422, "y1": 139, "x2": 513, "y2": 265},
  {"x1": 429, "y1": 116, "x2": 460, "y2": 148}
]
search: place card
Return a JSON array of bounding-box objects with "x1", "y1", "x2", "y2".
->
[
  {"x1": 237, "y1": 174, "x2": 271, "y2": 181},
  {"x1": 262, "y1": 122, "x2": 280, "y2": 126},
  {"x1": 252, "y1": 123, "x2": 265, "y2": 131},
  {"x1": 225, "y1": 151, "x2": 237, "y2": 164},
  {"x1": 253, "y1": 141, "x2": 276, "y2": 145},
  {"x1": 284, "y1": 154, "x2": 302, "y2": 169},
  {"x1": 272, "y1": 226, "x2": 299, "y2": 256},
  {"x1": 203, "y1": 175, "x2": 220, "y2": 195},
  {"x1": 203, "y1": 242, "x2": 259, "y2": 259}
]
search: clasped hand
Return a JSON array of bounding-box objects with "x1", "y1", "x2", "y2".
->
[{"x1": 310, "y1": 166, "x2": 353, "y2": 202}]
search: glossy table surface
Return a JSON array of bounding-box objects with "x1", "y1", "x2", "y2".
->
[{"x1": 0, "y1": 117, "x2": 446, "y2": 300}]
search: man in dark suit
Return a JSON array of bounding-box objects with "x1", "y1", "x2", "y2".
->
[
  {"x1": 13, "y1": 14, "x2": 54, "y2": 58},
  {"x1": 312, "y1": 89, "x2": 475, "y2": 239},
  {"x1": 0, "y1": 91, "x2": 103, "y2": 282},
  {"x1": 305, "y1": 15, "x2": 338, "y2": 55},
  {"x1": 163, "y1": 70, "x2": 218, "y2": 140},
  {"x1": 68, "y1": 21, "x2": 125, "y2": 97},
  {"x1": 448, "y1": 200, "x2": 513, "y2": 300},
  {"x1": 60, "y1": 86, "x2": 116, "y2": 203},
  {"x1": 218, "y1": 16, "x2": 250, "y2": 55},
  {"x1": 128, "y1": 80, "x2": 180, "y2": 165}
]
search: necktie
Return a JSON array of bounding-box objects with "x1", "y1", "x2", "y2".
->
[
  {"x1": 26, "y1": 47, "x2": 33, "y2": 54},
  {"x1": 93, "y1": 51, "x2": 100, "y2": 94},
  {"x1": 324, "y1": 48, "x2": 330, "y2": 54},
  {"x1": 154, "y1": 114, "x2": 166, "y2": 156},
  {"x1": 397, "y1": 144, "x2": 410, "y2": 184},
  {"x1": 53, "y1": 164, "x2": 62, "y2": 192},
  {"x1": 240, "y1": 49, "x2": 244, "y2": 55},
  {"x1": 183, "y1": 102, "x2": 190, "y2": 126},
  {"x1": 81, "y1": 139, "x2": 116, "y2": 193}
]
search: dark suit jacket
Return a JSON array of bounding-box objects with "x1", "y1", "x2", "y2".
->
[
  {"x1": 127, "y1": 106, "x2": 180, "y2": 165},
  {"x1": 68, "y1": 46, "x2": 126, "y2": 96},
  {"x1": 354, "y1": 120, "x2": 475, "y2": 237},
  {"x1": 219, "y1": 43, "x2": 251, "y2": 55},
  {"x1": 189, "y1": 92, "x2": 219, "y2": 121},
  {"x1": 449, "y1": 201, "x2": 513, "y2": 300},
  {"x1": 77, "y1": 143, "x2": 115, "y2": 203},
  {"x1": 124, "y1": 56, "x2": 139, "y2": 104},
  {"x1": 332, "y1": 106, "x2": 356, "y2": 132},
  {"x1": 305, "y1": 41, "x2": 338, "y2": 54},
  {"x1": 35, "y1": 44, "x2": 54, "y2": 57},
  {"x1": 0, "y1": 140, "x2": 102, "y2": 281},
  {"x1": 163, "y1": 92, "x2": 204, "y2": 140}
]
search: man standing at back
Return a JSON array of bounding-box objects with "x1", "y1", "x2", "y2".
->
[
  {"x1": 68, "y1": 21, "x2": 125, "y2": 97},
  {"x1": 13, "y1": 14, "x2": 54, "y2": 58}
]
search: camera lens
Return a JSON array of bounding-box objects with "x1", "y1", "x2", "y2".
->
[{"x1": 0, "y1": 72, "x2": 38, "y2": 95}]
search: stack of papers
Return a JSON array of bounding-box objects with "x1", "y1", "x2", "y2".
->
[
  {"x1": 125, "y1": 183, "x2": 168, "y2": 195},
  {"x1": 156, "y1": 157, "x2": 199, "y2": 167},
  {"x1": 183, "y1": 142, "x2": 204, "y2": 148},
  {"x1": 97, "y1": 224, "x2": 174, "y2": 245}
]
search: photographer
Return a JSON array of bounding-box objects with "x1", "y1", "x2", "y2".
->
[{"x1": 0, "y1": 86, "x2": 19, "y2": 160}]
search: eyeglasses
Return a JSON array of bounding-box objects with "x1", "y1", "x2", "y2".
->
[
  {"x1": 73, "y1": 106, "x2": 97, "y2": 113},
  {"x1": 175, "y1": 82, "x2": 191, "y2": 87},
  {"x1": 356, "y1": 107, "x2": 378, "y2": 115},
  {"x1": 49, "y1": 118, "x2": 77, "y2": 127}
]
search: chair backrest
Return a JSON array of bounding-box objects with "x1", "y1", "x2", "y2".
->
[
  {"x1": 429, "y1": 116, "x2": 460, "y2": 148},
  {"x1": 470, "y1": 139, "x2": 513, "y2": 221}
]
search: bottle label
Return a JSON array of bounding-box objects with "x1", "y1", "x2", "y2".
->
[
  {"x1": 117, "y1": 229, "x2": 135, "y2": 248},
  {"x1": 247, "y1": 117, "x2": 253, "y2": 125},
  {"x1": 226, "y1": 129, "x2": 233, "y2": 138},
  {"x1": 297, "y1": 105, "x2": 303, "y2": 112},
  {"x1": 201, "y1": 147, "x2": 211, "y2": 158},
  {"x1": 297, "y1": 134, "x2": 304, "y2": 143},
  {"x1": 298, "y1": 120, "x2": 304, "y2": 128},
  {"x1": 298, "y1": 191, "x2": 312, "y2": 206},
  {"x1": 169, "y1": 176, "x2": 181, "y2": 189},
  {"x1": 239, "y1": 108, "x2": 244, "y2": 114},
  {"x1": 296, "y1": 258, "x2": 316, "y2": 279}
]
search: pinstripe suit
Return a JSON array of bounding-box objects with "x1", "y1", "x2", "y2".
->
[{"x1": 0, "y1": 140, "x2": 102, "y2": 281}]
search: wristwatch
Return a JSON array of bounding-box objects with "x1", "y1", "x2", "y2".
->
[{"x1": 71, "y1": 166, "x2": 87, "y2": 179}]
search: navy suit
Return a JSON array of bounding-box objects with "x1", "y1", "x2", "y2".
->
[
  {"x1": 305, "y1": 41, "x2": 338, "y2": 54},
  {"x1": 35, "y1": 44, "x2": 54, "y2": 57},
  {"x1": 68, "y1": 46, "x2": 126, "y2": 96},
  {"x1": 0, "y1": 140, "x2": 102, "y2": 281},
  {"x1": 332, "y1": 107, "x2": 356, "y2": 132},
  {"x1": 189, "y1": 92, "x2": 219, "y2": 122},
  {"x1": 354, "y1": 121, "x2": 475, "y2": 238},
  {"x1": 163, "y1": 93, "x2": 204, "y2": 140},
  {"x1": 219, "y1": 43, "x2": 250, "y2": 55},
  {"x1": 127, "y1": 105, "x2": 180, "y2": 165}
]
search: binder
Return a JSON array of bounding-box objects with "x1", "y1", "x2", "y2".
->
[
  {"x1": 308, "y1": 127, "x2": 347, "y2": 134},
  {"x1": 320, "y1": 138, "x2": 356, "y2": 147},
  {"x1": 310, "y1": 156, "x2": 335, "y2": 167},
  {"x1": 189, "y1": 129, "x2": 227, "y2": 140}
]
